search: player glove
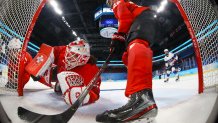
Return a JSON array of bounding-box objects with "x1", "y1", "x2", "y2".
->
[{"x1": 110, "y1": 32, "x2": 126, "y2": 55}]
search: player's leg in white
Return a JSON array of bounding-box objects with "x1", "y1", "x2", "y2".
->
[
  {"x1": 172, "y1": 67, "x2": 179, "y2": 82},
  {"x1": 164, "y1": 70, "x2": 171, "y2": 82}
]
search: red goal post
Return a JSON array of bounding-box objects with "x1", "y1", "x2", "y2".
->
[
  {"x1": 171, "y1": 0, "x2": 218, "y2": 93},
  {"x1": 0, "y1": 0, "x2": 47, "y2": 96}
]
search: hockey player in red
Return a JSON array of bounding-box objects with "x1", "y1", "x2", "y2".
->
[
  {"x1": 96, "y1": 0, "x2": 158, "y2": 122},
  {"x1": 26, "y1": 39, "x2": 101, "y2": 106}
]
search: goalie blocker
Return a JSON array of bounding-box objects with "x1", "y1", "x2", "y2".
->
[{"x1": 25, "y1": 43, "x2": 54, "y2": 87}]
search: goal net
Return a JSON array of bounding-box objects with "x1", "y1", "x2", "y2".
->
[
  {"x1": 0, "y1": 0, "x2": 47, "y2": 96},
  {"x1": 172, "y1": 0, "x2": 218, "y2": 92},
  {"x1": 133, "y1": 0, "x2": 217, "y2": 93}
]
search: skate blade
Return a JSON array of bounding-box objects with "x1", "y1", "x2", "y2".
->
[
  {"x1": 128, "y1": 117, "x2": 155, "y2": 123},
  {"x1": 127, "y1": 108, "x2": 157, "y2": 123}
]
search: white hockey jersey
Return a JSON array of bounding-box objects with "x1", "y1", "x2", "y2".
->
[{"x1": 164, "y1": 52, "x2": 178, "y2": 67}]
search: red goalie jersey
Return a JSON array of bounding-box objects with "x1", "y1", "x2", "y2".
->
[{"x1": 26, "y1": 39, "x2": 101, "y2": 106}]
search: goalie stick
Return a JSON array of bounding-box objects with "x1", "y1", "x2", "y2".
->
[{"x1": 17, "y1": 50, "x2": 114, "y2": 123}]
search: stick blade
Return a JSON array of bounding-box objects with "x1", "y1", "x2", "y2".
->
[
  {"x1": 18, "y1": 107, "x2": 43, "y2": 122},
  {"x1": 18, "y1": 107, "x2": 67, "y2": 123}
]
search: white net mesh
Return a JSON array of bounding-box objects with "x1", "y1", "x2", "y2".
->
[
  {"x1": 0, "y1": 0, "x2": 44, "y2": 95},
  {"x1": 178, "y1": 0, "x2": 218, "y2": 88}
]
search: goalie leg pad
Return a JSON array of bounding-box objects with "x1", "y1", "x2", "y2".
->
[
  {"x1": 25, "y1": 43, "x2": 54, "y2": 77},
  {"x1": 64, "y1": 86, "x2": 90, "y2": 105}
]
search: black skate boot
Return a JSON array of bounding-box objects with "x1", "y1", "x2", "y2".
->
[
  {"x1": 175, "y1": 75, "x2": 179, "y2": 82},
  {"x1": 54, "y1": 82, "x2": 62, "y2": 95},
  {"x1": 96, "y1": 89, "x2": 158, "y2": 122},
  {"x1": 164, "y1": 78, "x2": 169, "y2": 83}
]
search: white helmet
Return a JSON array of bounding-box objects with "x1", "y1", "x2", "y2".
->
[
  {"x1": 64, "y1": 39, "x2": 90, "y2": 70},
  {"x1": 106, "y1": 0, "x2": 119, "y2": 8},
  {"x1": 8, "y1": 38, "x2": 22, "y2": 49},
  {"x1": 164, "y1": 49, "x2": 169, "y2": 52}
]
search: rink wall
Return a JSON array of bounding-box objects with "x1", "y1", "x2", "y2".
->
[
  {"x1": 100, "y1": 62, "x2": 218, "y2": 81},
  {"x1": 101, "y1": 67, "x2": 211, "y2": 81},
  {"x1": 101, "y1": 73, "x2": 127, "y2": 81},
  {"x1": 153, "y1": 62, "x2": 218, "y2": 79}
]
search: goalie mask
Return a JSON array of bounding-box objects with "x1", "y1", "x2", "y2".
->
[{"x1": 64, "y1": 39, "x2": 90, "y2": 70}]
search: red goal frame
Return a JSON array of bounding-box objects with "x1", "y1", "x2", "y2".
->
[
  {"x1": 170, "y1": 0, "x2": 204, "y2": 93},
  {"x1": 17, "y1": 0, "x2": 48, "y2": 96}
]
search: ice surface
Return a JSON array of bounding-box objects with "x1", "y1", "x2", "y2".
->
[{"x1": 0, "y1": 75, "x2": 217, "y2": 123}]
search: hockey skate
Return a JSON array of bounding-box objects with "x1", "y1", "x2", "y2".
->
[
  {"x1": 164, "y1": 78, "x2": 169, "y2": 83},
  {"x1": 54, "y1": 82, "x2": 62, "y2": 95},
  {"x1": 96, "y1": 89, "x2": 158, "y2": 122},
  {"x1": 175, "y1": 75, "x2": 179, "y2": 82}
]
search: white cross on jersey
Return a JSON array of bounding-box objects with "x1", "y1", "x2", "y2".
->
[{"x1": 36, "y1": 55, "x2": 44, "y2": 63}]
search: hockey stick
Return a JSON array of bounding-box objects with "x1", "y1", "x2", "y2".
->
[{"x1": 17, "y1": 50, "x2": 114, "y2": 123}]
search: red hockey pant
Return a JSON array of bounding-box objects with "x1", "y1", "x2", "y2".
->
[{"x1": 125, "y1": 39, "x2": 153, "y2": 97}]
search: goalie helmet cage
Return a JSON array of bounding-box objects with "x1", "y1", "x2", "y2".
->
[{"x1": 0, "y1": 0, "x2": 47, "y2": 96}]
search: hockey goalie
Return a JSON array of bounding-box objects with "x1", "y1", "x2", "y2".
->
[{"x1": 25, "y1": 39, "x2": 101, "y2": 106}]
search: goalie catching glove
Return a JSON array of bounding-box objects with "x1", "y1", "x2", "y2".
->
[{"x1": 57, "y1": 71, "x2": 90, "y2": 105}]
